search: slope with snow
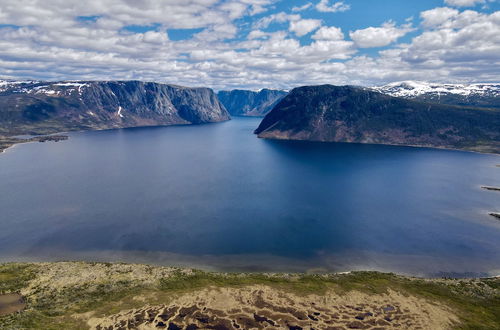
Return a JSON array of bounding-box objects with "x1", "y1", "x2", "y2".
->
[{"x1": 372, "y1": 81, "x2": 500, "y2": 109}]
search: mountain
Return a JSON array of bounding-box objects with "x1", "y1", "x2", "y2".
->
[
  {"x1": 255, "y1": 85, "x2": 500, "y2": 153},
  {"x1": 372, "y1": 81, "x2": 500, "y2": 109},
  {"x1": 217, "y1": 89, "x2": 287, "y2": 116},
  {"x1": 0, "y1": 80, "x2": 230, "y2": 137}
]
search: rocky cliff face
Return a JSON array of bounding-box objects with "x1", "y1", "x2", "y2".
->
[
  {"x1": 372, "y1": 81, "x2": 500, "y2": 109},
  {"x1": 217, "y1": 89, "x2": 287, "y2": 116},
  {"x1": 0, "y1": 80, "x2": 230, "y2": 136},
  {"x1": 255, "y1": 85, "x2": 500, "y2": 153}
]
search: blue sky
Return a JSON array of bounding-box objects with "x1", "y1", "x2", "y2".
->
[{"x1": 0, "y1": 0, "x2": 499, "y2": 90}]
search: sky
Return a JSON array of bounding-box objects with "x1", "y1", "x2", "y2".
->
[{"x1": 0, "y1": 0, "x2": 499, "y2": 90}]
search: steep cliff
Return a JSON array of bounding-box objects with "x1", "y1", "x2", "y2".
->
[
  {"x1": 0, "y1": 80, "x2": 230, "y2": 136},
  {"x1": 255, "y1": 85, "x2": 500, "y2": 153},
  {"x1": 217, "y1": 89, "x2": 287, "y2": 116}
]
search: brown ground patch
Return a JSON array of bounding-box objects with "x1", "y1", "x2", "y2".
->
[
  {"x1": 0, "y1": 293, "x2": 26, "y2": 317},
  {"x1": 88, "y1": 285, "x2": 458, "y2": 330}
]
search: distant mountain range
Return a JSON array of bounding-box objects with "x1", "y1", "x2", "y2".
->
[
  {"x1": 372, "y1": 81, "x2": 500, "y2": 109},
  {"x1": 217, "y1": 89, "x2": 287, "y2": 117},
  {"x1": 0, "y1": 80, "x2": 229, "y2": 137},
  {"x1": 1, "y1": 79, "x2": 499, "y2": 154},
  {"x1": 255, "y1": 85, "x2": 500, "y2": 154}
]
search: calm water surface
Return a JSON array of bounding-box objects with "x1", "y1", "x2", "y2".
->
[{"x1": 1, "y1": 117, "x2": 499, "y2": 277}]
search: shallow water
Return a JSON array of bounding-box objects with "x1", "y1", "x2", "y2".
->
[
  {"x1": 1, "y1": 117, "x2": 499, "y2": 277},
  {"x1": 0, "y1": 294, "x2": 25, "y2": 316}
]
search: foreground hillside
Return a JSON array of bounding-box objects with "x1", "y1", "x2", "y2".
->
[
  {"x1": 0, "y1": 80, "x2": 230, "y2": 152},
  {"x1": 255, "y1": 85, "x2": 500, "y2": 154},
  {"x1": 217, "y1": 89, "x2": 287, "y2": 117},
  {"x1": 0, "y1": 262, "x2": 499, "y2": 329}
]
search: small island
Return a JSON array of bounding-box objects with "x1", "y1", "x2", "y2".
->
[{"x1": 482, "y1": 186, "x2": 500, "y2": 192}]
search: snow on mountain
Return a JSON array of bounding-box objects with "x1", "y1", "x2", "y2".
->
[
  {"x1": 0, "y1": 80, "x2": 90, "y2": 96},
  {"x1": 0, "y1": 80, "x2": 40, "y2": 92},
  {"x1": 372, "y1": 81, "x2": 500, "y2": 98}
]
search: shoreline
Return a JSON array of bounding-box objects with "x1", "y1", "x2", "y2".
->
[
  {"x1": 0, "y1": 261, "x2": 499, "y2": 329},
  {"x1": 257, "y1": 133, "x2": 500, "y2": 156},
  {"x1": 0, "y1": 135, "x2": 69, "y2": 154},
  {"x1": 1, "y1": 117, "x2": 499, "y2": 156},
  {"x1": 0, "y1": 119, "x2": 232, "y2": 155}
]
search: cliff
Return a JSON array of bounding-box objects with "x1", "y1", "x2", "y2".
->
[
  {"x1": 217, "y1": 89, "x2": 287, "y2": 116},
  {"x1": 0, "y1": 80, "x2": 230, "y2": 137},
  {"x1": 255, "y1": 85, "x2": 500, "y2": 153}
]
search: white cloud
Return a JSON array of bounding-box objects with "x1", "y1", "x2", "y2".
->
[
  {"x1": 247, "y1": 30, "x2": 268, "y2": 39},
  {"x1": 292, "y1": 3, "x2": 313, "y2": 12},
  {"x1": 354, "y1": 9, "x2": 500, "y2": 84},
  {"x1": 316, "y1": 0, "x2": 350, "y2": 13},
  {"x1": 349, "y1": 22, "x2": 414, "y2": 48},
  {"x1": 254, "y1": 12, "x2": 301, "y2": 29},
  {"x1": 444, "y1": 0, "x2": 486, "y2": 7},
  {"x1": 420, "y1": 7, "x2": 460, "y2": 27},
  {"x1": 0, "y1": 1, "x2": 498, "y2": 90},
  {"x1": 312, "y1": 26, "x2": 344, "y2": 40},
  {"x1": 289, "y1": 19, "x2": 322, "y2": 36}
]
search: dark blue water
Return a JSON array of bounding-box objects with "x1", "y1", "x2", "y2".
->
[{"x1": 1, "y1": 117, "x2": 499, "y2": 277}]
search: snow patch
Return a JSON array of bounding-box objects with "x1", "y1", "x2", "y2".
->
[
  {"x1": 117, "y1": 106, "x2": 124, "y2": 118},
  {"x1": 0, "y1": 80, "x2": 39, "y2": 92},
  {"x1": 54, "y1": 82, "x2": 88, "y2": 95},
  {"x1": 373, "y1": 81, "x2": 500, "y2": 98},
  {"x1": 31, "y1": 86, "x2": 61, "y2": 96}
]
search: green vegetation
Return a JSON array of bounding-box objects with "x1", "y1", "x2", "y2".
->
[
  {"x1": 0, "y1": 264, "x2": 39, "y2": 294},
  {"x1": 0, "y1": 262, "x2": 499, "y2": 329},
  {"x1": 255, "y1": 85, "x2": 500, "y2": 154}
]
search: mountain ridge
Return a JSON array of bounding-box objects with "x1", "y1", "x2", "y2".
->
[
  {"x1": 372, "y1": 81, "x2": 500, "y2": 109},
  {"x1": 0, "y1": 80, "x2": 230, "y2": 137},
  {"x1": 217, "y1": 88, "x2": 287, "y2": 117},
  {"x1": 255, "y1": 84, "x2": 500, "y2": 154}
]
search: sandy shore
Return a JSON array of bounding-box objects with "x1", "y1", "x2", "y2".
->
[{"x1": 0, "y1": 135, "x2": 68, "y2": 154}]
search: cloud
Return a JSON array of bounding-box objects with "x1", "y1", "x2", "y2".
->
[
  {"x1": 254, "y1": 12, "x2": 300, "y2": 29},
  {"x1": 444, "y1": 0, "x2": 486, "y2": 7},
  {"x1": 420, "y1": 7, "x2": 460, "y2": 27},
  {"x1": 312, "y1": 26, "x2": 344, "y2": 40},
  {"x1": 289, "y1": 19, "x2": 322, "y2": 36},
  {"x1": 356, "y1": 9, "x2": 500, "y2": 84},
  {"x1": 0, "y1": 1, "x2": 498, "y2": 90},
  {"x1": 292, "y1": 3, "x2": 313, "y2": 12},
  {"x1": 349, "y1": 22, "x2": 414, "y2": 48},
  {"x1": 247, "y1": 30, "x2": 268, "y2": 39},
  {"x1": 315, "y1": 0, "x2": 350, "y2": 13}
]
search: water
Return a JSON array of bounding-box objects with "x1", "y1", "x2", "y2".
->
[{"x1": 1, "y1": 117, "x2": 499, "y2": 277}]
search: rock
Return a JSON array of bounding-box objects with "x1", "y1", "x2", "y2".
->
[
  {"x1": 0, "y1": 80, "x2": 230, "y2": 137},
  {"x1": 489, "y1": 213, "x2": 500, "y2": 220},
  {"x1": 217, "y1": 89, "x2": 287, "y2": 116},
  {"x1": 254, "y1": 85, "x2": 500, "y2": 153}
]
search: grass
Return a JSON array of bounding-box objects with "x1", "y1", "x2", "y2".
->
[
  {"x1": 0, "y1": 263, "x2": 499, "y2": 329},
  {"x1": 157, "y1": 270, "x2": 500, "y2": 329},
  {"x1": 0, "y1": 264, "x2": 39, "y2": 294}
]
